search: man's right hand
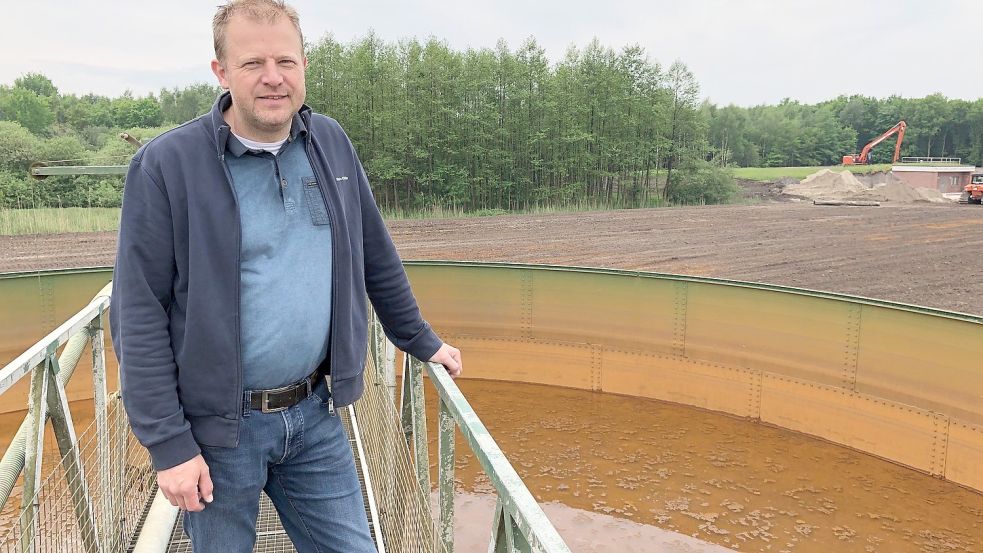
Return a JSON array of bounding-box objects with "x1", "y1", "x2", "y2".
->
[{"x1": 157, "y1": 454, "x2": 214, "y2": 512}]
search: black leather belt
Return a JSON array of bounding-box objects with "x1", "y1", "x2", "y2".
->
[{"x1": 248, "y1": 370, "x2": 322, "y2": 413}]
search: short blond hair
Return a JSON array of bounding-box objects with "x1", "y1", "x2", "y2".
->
[{"x1": 212, "y1": 0, "x2": 304, "y2": 62}]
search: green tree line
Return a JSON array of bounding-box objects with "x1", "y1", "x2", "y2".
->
[
  {"x1": 0, "y1": 36, "x2": 737, "y2": 212},
  {"x1": 304, "y1": 34, "x2": 733, "y2": 211},
  {"x1": 0, "y1": 73, "x2": 220, "y2": 209},
  {"x1": 4, "y1": 34, "x2": 980, "y2": 212},
  {"x1": 706, "y1": 94, "x2": 983, "y2": 167}
]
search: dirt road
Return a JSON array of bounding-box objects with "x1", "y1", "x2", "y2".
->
[{"x1": 2, "y1": 203, "x2": 981, "y2": 315}]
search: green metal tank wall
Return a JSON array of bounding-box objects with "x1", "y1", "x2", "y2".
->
[
  {"x1": 1, "y1": 263, "x2": 980, "y2": 492},
  {"x1": 401, "y1": 262, "x2": 983, "y2": 493},
  {"x1": 0, "y1": 268, "x2": 116, "y2": 412}
]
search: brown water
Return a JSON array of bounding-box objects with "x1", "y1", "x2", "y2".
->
[
  {"x1": 2, "y1": 375, "x2": 980, "y2": 551},
  {"x1": 439, "y1": 491, "x2": 733, "y2": 552},
  {"x1": 3, "y1": 270, "x2": 982, "y2": 551},
  {"x1": 0, "y1": 400, "x2": 97, "y2": 540},
  {"x1": 446, "y1": 380, "x2": 983, "y2": 553}
]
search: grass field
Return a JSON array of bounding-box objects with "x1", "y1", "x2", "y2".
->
[
  {"x1": 0, "y1": 161, "x2": 929, "y2": 236},
  {"x1": 0, "y1": 200, "x2": 661, "y2": 237},
  {"x1": 732, "y1": 164, "x2": 893, "y2": 182},
  {"x1": 0, "y1": 207, "x2": 121, "y2": 236}
]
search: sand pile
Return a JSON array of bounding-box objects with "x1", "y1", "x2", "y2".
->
[
  {"x1": 860, "y1": 177, "x2": 948, "y2": 203},
  {"x1": 782, "y1": 169, "x2": 866, "y2": 201},
  {"x1": 783, "y1": 169, "x2": 951, "y2": 203}
]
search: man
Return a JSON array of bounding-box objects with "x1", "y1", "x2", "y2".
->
[{"x1": 110, "y1": 1, "x2": 462, "y2": 551}]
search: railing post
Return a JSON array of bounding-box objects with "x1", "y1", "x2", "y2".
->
[
  {"x1": 19, "y1": 347, "x2": 52, "y2": 553},
  {"x1": 400, "y1": 354, "x2": 413, "y2": 446},
  {"x1": 370, "y1": 312, "x2": 398, "y2": 404},
  {"x1": 369, "y1": 310, "x2": 381, "y2": 375},
  {"x1": 437, "y1": 397, "x2": 456, "y2": 553},
  {"x1": 90, "y1": 312, "x2": 115, "y2": 552},
  {"x1": 113, "y1": 390, "x2": 128, "y2": 549},
  {"x1": 489, "y1": 497, "x2": 535, "y2": 553},
  {"x1": 392, "y1": 351, "x2": 413, "y2": 549},
  {"x1": 369, "y1": 311, "x2": 397, "y2": 404},
  {"x1": 384, "y1": 338, "x2": 397, "y2": 404},
  {"x1": 45, "y1": 350, "x2": 101, "y2": 553},
  {"x1": 489, "y1": 498, "x2": 515, "y2": 553},
  {"x1": 410, "y1": 358, "x2": 430, "y2": 496},
  {"x1": 398, "y1": 354, "x2": 433, "y2": 525}
]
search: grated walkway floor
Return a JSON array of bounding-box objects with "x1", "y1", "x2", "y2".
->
[{"x1": 164, "y1": 407, "x2": 376, "y2": 553}]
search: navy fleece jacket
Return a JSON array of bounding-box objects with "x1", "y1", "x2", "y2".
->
[{"x1": 110, "y1": 93, "x2": 442, "y2": 470}]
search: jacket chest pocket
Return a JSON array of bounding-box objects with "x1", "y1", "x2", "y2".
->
[{"x1": 303, "y1": 177, "x2": 330, "y2": 226}]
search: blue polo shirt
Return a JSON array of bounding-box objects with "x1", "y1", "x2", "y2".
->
[{"x1": 224, "y1": 119, "x2": 333, "y2": 390}]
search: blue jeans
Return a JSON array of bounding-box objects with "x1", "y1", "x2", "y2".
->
[{"x1": 183, "y1": 379, "x2": 376, "y2": 552}]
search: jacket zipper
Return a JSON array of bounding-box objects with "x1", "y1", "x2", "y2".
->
[
  {"x1": 306, "y1": 137, "x2": 336, "y2": 416},
  {"x1": 218, "y1": 146, "x2": 245, "y2": 429}
]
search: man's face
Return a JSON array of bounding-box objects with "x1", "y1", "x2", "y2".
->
[{"x1": 210, "y1": 15, "x2": 307, "y2": 141}]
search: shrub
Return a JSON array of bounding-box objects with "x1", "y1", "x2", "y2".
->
[
  {"x1": 0, "y1": 121, "x2": 42, "y2": 171},
  {"x1": 0, "y1": 170, "x2": 39, "y2": 208},
  {"x1": 39, "y1": 134, "x2": 88, "y2": 164},
  {"x1": 667, "y1": 159, "x2": 740, "y2": 205}
]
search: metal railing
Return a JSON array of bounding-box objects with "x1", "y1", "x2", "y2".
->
[
  {"x1": 369, "y1": 313, "x2": 571, "y2": 553},
  {"x1": 0, "y1": 283, "x2": 157, "y2": 552},
  {"x1": 0, "y1": 277, "x2": 571, "y2": 552},
  {"x1": 27, "y1": 133, "x2": 134, "y2": 181},
  {"x1": 0, "y1": 283, "x2": 110, "y2": 550},
  {"x1": 898, "y1": 156, "x2": 963, "y2": 164},
  {"x1": 30, "y1": 165, "x2": 128, "y2": 179}
]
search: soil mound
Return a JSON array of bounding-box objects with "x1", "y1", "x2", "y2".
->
[
  {"x1": 860, "y1": 176, "x2": 948, "y2": 203},
  {"x1": 782, "y1": 169, "x2": 866, "y2": 201},
  {"x1": 783, "y1": 170, "x2": 950, "y2": 203}
]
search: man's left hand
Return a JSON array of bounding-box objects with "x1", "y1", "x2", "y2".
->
[{"x1": 429, "y1": 343, "x2": 462, "y2": 379}]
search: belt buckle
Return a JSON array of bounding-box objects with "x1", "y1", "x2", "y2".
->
[{"x1": 259, "y1": 383, "x2": 293, "y2": 413}]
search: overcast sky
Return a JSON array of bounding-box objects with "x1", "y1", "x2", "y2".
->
[{"x1": 2, "y1": 0, "x2": 980, "y2": 107}]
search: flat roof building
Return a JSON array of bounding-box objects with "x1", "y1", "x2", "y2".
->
[{"x1": 891, "y1": 165, "x2": 977, "y2": 194}]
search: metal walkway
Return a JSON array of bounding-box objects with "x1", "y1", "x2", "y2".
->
[
  {"x1": 0, "y1": 283, "x2": 571, "y2": 552},
  {"x1": 163, "y1": 408, "x2": 376, "y2": 553}
]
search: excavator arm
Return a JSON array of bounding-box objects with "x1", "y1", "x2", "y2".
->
[{"x1": 855, "y1": 121, "x2": 907, "y2": 164}]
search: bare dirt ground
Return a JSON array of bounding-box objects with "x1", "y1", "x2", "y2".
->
[{"x1": 2, "y1": 203, "x2": 982, "y2": 315}]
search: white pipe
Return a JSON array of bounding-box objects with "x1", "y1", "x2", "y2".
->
[{"x1": 130, "y1": 490, "x2": 180, "y2": 553}]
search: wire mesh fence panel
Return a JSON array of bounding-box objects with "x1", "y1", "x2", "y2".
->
[
  {"x1": 3, "y1": 327, "x2": 445, "y2": 552},
  {"x1": 356, "y1": 352, "x2": 445, "y2": 553},
  {"x1": 0, "y1": 397, "x2": 154, "y2": 552}
]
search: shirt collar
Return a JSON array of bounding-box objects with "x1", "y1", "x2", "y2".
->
[
  {"x1": 210, "y1": 92, "x2": 314, "y2": 159},
  {"x1": 221, "y1": 106, "x2": 309, "y2": 158}
]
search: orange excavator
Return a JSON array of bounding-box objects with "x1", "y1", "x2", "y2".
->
[
  {"x1": 842, "y1": 120, "x2": 907, "y2": 165},
  {"x1": 962, "y1": 173, "x2": 983, "y2": 204}
]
